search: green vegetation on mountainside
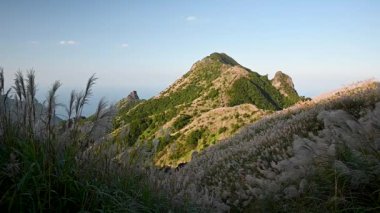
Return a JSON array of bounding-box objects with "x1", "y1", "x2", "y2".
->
[
  {"x1": 173, "y1": 114, "x2": 192, "y2": 130},
  {"x1": 113, "y1": 53, "x2": 302, "y2": 167},
  {"x1": 113, "y1": 58, "x2": 223, "y2": 146},
  {"x1": 228, "y1": 73, "x2": 282, "y2": 110},
  {"x1": 272, "y1": 71, "x2": 302, "y2": 106},
  {"x1": 158, "y1": 81, "x2": 380, "y2": 212},
  {"x1": 153, "y1": 104, "x2": 268, "y2": 167},
  {"x1": 228, "y1": 72, "x2": 301, "y2": 110},
  {"x1": 207, "y1": 52, "x2": 239, "y2": 66}
]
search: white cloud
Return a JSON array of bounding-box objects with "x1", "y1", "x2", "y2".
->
[
  {"x1": 30, "y1": 41, "x2": 39, "y2": 45},
  {"x1": 59, "y1": 40, "x2": 78, "y2": 45},
  {"x1": 121, "y1": 43, "x2": 129, "y2": 48},
  {"x1": 186, "y1": 16, "x2": 196, "y2": 21}
]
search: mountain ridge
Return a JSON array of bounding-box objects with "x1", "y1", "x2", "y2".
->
[{"x1": 111, "y1": 52, "x2": 303, "y2": 167}]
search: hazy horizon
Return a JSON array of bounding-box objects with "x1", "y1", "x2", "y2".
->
[{"x1": 1, "y1": 0, "x2": 380, "y2": 115}]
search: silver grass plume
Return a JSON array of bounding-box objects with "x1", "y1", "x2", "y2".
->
[
  {"x1": 77, "y1": 74, "x2": 97, "y2": 120},
  {"x1": 73, "y1": 91, "x2": 84, "y2": 129},
  {"x1": 94, "y1": 97, "x2": 108, "y2": 121},
  {"x1": 26, "y1": 70, "x2": 37, "y2": 135},
  {"x1": 66, "y1": 90, "x2": 75, "y2": 128},
  {"x1": 0, "y1": 68, "x2": 12, "y2": 131},
  {"x1": 46, "y1": 80, "x2": 61, "y2": 139},
  {"x1": 0, "y1": 67, "x2": 4, "y2": 94},
  {"x1": 13, "y1": 71, "x2": 27, "y2": 130},
  {"x1": 88, "y1": 97, "x2": 108, "y2": 134}
]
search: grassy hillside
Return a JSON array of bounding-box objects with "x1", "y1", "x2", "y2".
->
[
  {"x1": 0, "y1": 70, "x2": 179, "y2": 212},
  {"x1": 154, "y1": 104, "x2": 268, "y2": 166},
  {"x1": 112, "y1": 53, "x2": 302, "y2": 167},
  {"x1": 2, "y1": 67, "x2": 379, "y2": 212},
  {"x1": 152, "y1": 80, "x2": 380, "y2": 212},
  {"x1": 228, "y1": 72, "x2": 284, "y2": 110}
]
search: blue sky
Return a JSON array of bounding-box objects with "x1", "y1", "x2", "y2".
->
[{"x1": 1, "y1": 0, "x2": 379, "y2": 115}]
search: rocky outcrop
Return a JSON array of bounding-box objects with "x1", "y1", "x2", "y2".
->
[
  {"x1": 271, "y1": 71, "x2": 298, "y2": 97},
  {"x1": 127, "y1": 90, "x2": 140, "y2": 101}
]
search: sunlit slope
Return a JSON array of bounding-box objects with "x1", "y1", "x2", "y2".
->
[
  {"x1": 112, "y1": 53, "x2": 302, "y2": 167},
  {"x1": 154, "y1": 80, "x2": 380, "y2": 211}
]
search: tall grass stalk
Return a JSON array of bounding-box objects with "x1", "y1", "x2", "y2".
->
[
  {"x1": 66, "y1": 90, "x2": 75, "y2": 129},
  {"x1": 26, "y1": 70, "x2": 36, "y2": 136},
  {"x1": 46, "y1": 81, "x2": 62, "y2": 140},
  {"x1": 0, "y1": 69, "x2": 174, "y2": 212}
]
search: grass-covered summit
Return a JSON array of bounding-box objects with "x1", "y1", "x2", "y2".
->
[
  {"x1": 206, "y1": 52, "x2": 240, "y2": 66},
  {"x1": 111, "y1": 53, "x2": 303, "y2": 167}
]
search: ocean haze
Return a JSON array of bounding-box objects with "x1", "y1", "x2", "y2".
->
[{"x1": 34, "y1": 85, "x2": 163, "y2": 117}]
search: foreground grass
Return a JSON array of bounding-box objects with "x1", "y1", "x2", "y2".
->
[
  {"x1": 0, "y1": 69, "x2": 184, "y2": 212},
  {"x1": 0, "y1": 126, "x2": 174, "y2": 212}
]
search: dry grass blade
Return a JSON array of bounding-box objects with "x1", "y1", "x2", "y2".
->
[
  {"x1": 0, "y1": 88, "x2": 12, "y2": 131},
  {"x1": 72, "y1": 74, "x2": 97, "y2": 129},
  {"x1": 3, "y1": 88, "x2": 12, "y2": 103},
  {"x1": 13, "y1": 71, "x2": 27, "y2": 131},
  {"x1": 94, "y1": 97, "x2": 108, "y2": 121},
  {"x1": 66, "y1": 90, "x2": 76, "y2": 128},
  {"x1": 73, "y1": 91, "x2": 84, "y2": 128},
  {"x1": 46, "y1": 81, "x2": 61, "y2": 138},
  {"x1": 79, "y1": 74, "x2": 97, "y2": 117},
  {"x1": 13, "y1": 71, "x2": 26, "y2": 102},
  {"x1": 26, "y1": 70, "x2": 37, "y2": 135},
  {"x1": 0, "y1": 67, "x2": 4, "y2": 94}
]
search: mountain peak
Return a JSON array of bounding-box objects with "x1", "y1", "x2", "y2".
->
[
  {"x1": 114, "y1": 54, "x2": 302, "y2": 167},
  {"x1": 273, "y1": 71, "x2": 294, "y2": 88},
  {"x1": 203, "y1": 52, "x2": 239, "y2": 66},
  {"x1": 127, "y1": 90, "x2": 140, "y2": 101},
  {"x1": 271, "y1": 71, "x2": 298, "y2": 98}
]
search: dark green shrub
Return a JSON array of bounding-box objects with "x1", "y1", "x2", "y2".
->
[
  {"x1": 173, "y1": 114, "x2": 192, "y2": 130},
  {"x1": 228, "y1": 75, "x2": 283, "y2": 110},
  {"x1": 186, "y1": 129, "x2": 205, "y2": 147},
  {"x1": 207, "y1": 88, "x2": 219, "y2": 99},
  {"x1": 218, "y1": 126, "x2": 228, "y2": 134}
]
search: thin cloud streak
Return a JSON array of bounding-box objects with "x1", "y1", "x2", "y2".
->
[
  {"x1": 186, "y1": 16, "x2": 196, "y2": 21},
  {"x1": 59, "y1": 40, "x2": 78, "y2": 45}
]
